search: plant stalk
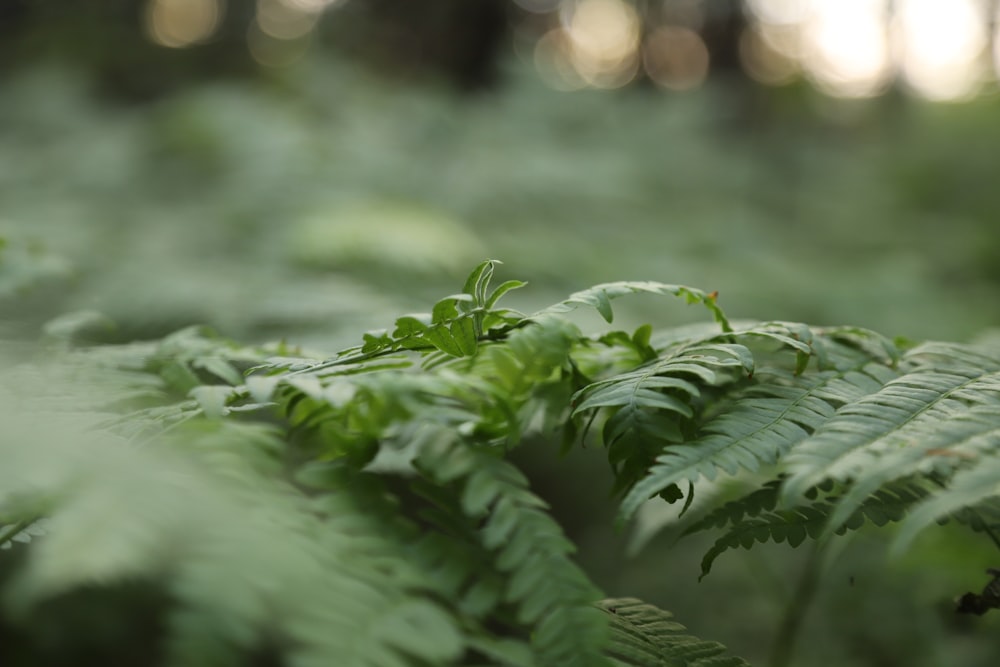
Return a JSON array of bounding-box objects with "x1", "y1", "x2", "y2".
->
[{"x1": 769, "y1": 540, "x2": 826, "y2": 667}]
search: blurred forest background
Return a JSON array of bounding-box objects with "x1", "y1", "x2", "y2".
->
[{"x1": 2, "y1": 1, "x2": 1000, "y2": 665}]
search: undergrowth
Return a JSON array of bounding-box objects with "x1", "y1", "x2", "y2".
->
[{"x1": 2, "y1": 259, "x2": 999, "y2": 666}]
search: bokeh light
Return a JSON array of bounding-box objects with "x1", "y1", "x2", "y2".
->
[
  {"x1": 256, "y1": 0, "x2": 320, "y2": 40},
  {"x1": 533, "y1": 29, "x2": 588, "y2": 91},
  {"x1": 144, "y1": 0, "x2": 224, "y2": 49},
  {"x1": 643, "y1": 26, "x2": 710, "y2": 91},
  {"x1": 746, "y1": 0, "x2": 993, "y2": 101},
  {"x1": 994, "y1": 4, "x2": 1000, "y2": 82},
  {"x1": 559, "y1": 0, "x2": 641, "y2": 89},
  {"x1": 745, "y1": 0, "x2": 810, "y2": 26},
  {"x1": 740, "y1": 25, "x2": 799, "y2": 86},
  {"x1": 894, "y1": 0, "x2": 988, "y2": 101},
  {"x1": 801, "y1": 0, "x2": 892, "y2": 98},
  {"x1": 245, "y1": 0, "x2": 342, "y2": 67}
]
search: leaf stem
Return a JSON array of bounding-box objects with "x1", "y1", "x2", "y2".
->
[{"x1": 769, "y1": 540, "x2": 825, "y2": 667}]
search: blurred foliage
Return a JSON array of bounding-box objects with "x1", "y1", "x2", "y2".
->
[
  {"x1": 2, "y1": 41, "x2": 1000, "y2": 666},
  {"x1": 4, "y1": 62, "x2": 1000, "y2": 350}
]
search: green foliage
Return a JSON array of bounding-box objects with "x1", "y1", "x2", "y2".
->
[
  {"x1": 3, "y1": 261, "x2": 1000, "y2": 665},
  {"x1": 597, "y1": 598, "x2": 750, "y2": 667},
  {"x1": 6, "y1": 63, "x2": 1000, "y2": 354}
]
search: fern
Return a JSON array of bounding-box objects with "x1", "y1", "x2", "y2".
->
[
  {"x1": 683, "y1": 480, "x2": 929, "y2": 579},
  {"x1": 598, "y1": 326, "x2": 899, "y2": 520},
  {"x1": 780, "y1": 343, "x2": 1000, "y2": 502},
  {"x1": 5, "y1": 261, "x2": 1000, "y2": 666},
  {"x1": 415, "y1": 431, "x2": 609, "y2": 666},
  {"x1": 573, "y1": 340, "x2": 753, "y2": 497},
  {"x1": 597, "y1": 598, "x2": 750, "y2": 667}
]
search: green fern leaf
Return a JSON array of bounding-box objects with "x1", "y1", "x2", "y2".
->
[
  {"x1": 893, "y1": 457, "x2": 1000, "y2": 554},
  {"x1": 573, "y1": 343, "x2": 753, "y2": 497},
  {"x1": 696, "y1": 507, "x2": 827, "y2": 580},
  {"x1": 486, "y1": 279, "x2": 528, "y2": 309},
  {"x1": 534, "y1": 282, "x2": 731, "y2": 332},
  {"x1": 16, "y1": 264, "x2": 1000, "y2": 667},
  {"x1": 619, "y1": 357, "x2": 898, "y2": 521},
  {"x1": 822, "y1": 404, "x2": 1000, "y2": 534},
  {"x1": 432, "y1": 293, "x2": 475, "y2": 323},
  {"x1": 691, "y1": 480, "x2": 927, "y2": 579},
  {"x1": 416, "y1": 432, "x2": 611, "y2": 666},
  {"x1": 781, "y1": 343, "x2": 1000, "y2": 507},
  {"x1": 463, "y1": 259, "x2": 500, "y2": 306},
  {"x1": 598, "y1": 598, "x2": 750, "y2": 667}
]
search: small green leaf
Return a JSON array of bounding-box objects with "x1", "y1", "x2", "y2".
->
[
  {"x1": 482, "y1": 309, "x2": 526, "y2": 333},
  {"x1": 245, "y1": 375, "x2": 281, "y2": 403},
  {"x1": 462, "y1": 469, "x2": 501, "y2": 516},
  {"x1": 393, "y1": 314, "x2": 431, "y2": 339},
  {"x1": 594, "y1": 289, "x2": 614, "y2": 323},
  {"x1": 460, "y1": 579, "x2": 503, "y2": 618},
  {"x1": 632, "y1": 324, "x2": 652, "y2": 349},
  {"x1": 375, "y1": 600, "x2": 463, "y2": 663},
  {"x1": 362, "y1": 329, "x2": 392, "y2": 353},
  {"x1": 432, "y1": 299, "x2": 459, "y2": 324},
  {"x1": 483, "y1": 498, "x2": 521, "y2": 549},
  {"x1": 286, "y1": 375, "x2": 324, "y2": 400},
  {"x1": 423, "y1": 326, "x2": 464, "y2": 357},
  {"x1": 476, "y1": 261, "x2": 497, "y2": 305},
  {"x1": 194, "y1": 357, "x2": 243, "y2": 386},
  {"x1": 432, "y1": 294, "x2": 474, "y2": 323},
  {"x1": 190, "y1": 385, "x2": 234, "y2": 418},
  {"x1": 463, "y1": 259, "x2": 500, "y2": 305},
  {"x1": 485, "y1": 280, "x2": 527, "y2": 309},
  {"x1": 160, "y1": 360, "x2": 202, "y2": 394},
  {"x1": 450, "y1": 317, "x2": 478, "y2": 356},
  {"x1": 794, "y1": 349, "x2": 811, "y2": 375}
]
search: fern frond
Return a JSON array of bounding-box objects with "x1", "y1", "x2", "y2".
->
[
  {"x1": 893, "y1": 456, "x2": 1000, "y2": 554},
  {"x1": 819, "y1": 405, "x2": 1000, "y2": 534},
  {"x1": 572, "y1": 342, "x2": 753, "y2": 497},
  {"x1": 598, "y1": 598, "x2": 750, "y2": 667},
  {"x1": 0, "y1": 410, "x2": 468, "y2": 667},
  {"x1": 18, "y1": 264, "x2": 1000, "y2": 666},
  {"x1": 415, "y1": 429, "x2": 611, "y2": 667},
  {"x1": 688, "y1": 481, "x2": 927, "y2": 579},
  {"x1": 349, "y1": 260, "x2": 527, "y2": 360},
  {"x1": 781, "y1": 342, "x2": 1000, "y2": 508},
  {"x1": 534, "y1": 281, "x2": 731, "y2": 332},
  {"x1": 619, "y1": 355, "x2": 900, "y2": 521}
]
